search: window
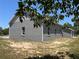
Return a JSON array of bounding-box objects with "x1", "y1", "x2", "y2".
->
[
  {"x1": 19, "y1": 16, "x2": 25, "y2": 23},
  {"x1": 19, "y1": 17, "x2": 23, "y2": 23},
  {"x1": 22, "y1": 27, "x2": 25, "y2": 35}
]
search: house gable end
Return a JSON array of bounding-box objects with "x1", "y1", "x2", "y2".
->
[{"x1": 9, "y1": 16, "x2": 18, "y2": 27}]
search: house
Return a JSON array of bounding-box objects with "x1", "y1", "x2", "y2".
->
[{"x1": 9, "y1": 15, "x2": 74, "y2": 41}]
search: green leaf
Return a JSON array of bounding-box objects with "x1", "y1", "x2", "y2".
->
[
  {"x1": 18, "y1": 1, "x2": 24, "y2": 8},
  {"x1": 39, "y1": 5, "x2": 44, "y2": 10},
  {"x1": 59, "y1": 15, "x2": 64, "y2": 20}
]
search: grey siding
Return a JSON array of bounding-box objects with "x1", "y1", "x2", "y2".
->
[
  {"x1": 9, "y1": 16, "x2": 73, "y2": 41},
  {"x1": 9, "y1": 17, "x2": 42, "y2": 41},
  {"x1": 43, "y1": 24, "x2": 72, "y2": 40}
]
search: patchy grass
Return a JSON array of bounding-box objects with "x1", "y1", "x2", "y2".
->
[
  {"x1": 68, "y1": 38, "x2": 79, "y2": 54},
  {"x1": 0, "y1": 37, "x2": 79, "y2": 59}
]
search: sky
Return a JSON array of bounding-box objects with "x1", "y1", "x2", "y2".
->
[
  {"x1": 0, "y1": 0, "x2": 74, "y2": 29},
  {"x1": 0, "y1": 0, "x2": 18, "y2": 29}
]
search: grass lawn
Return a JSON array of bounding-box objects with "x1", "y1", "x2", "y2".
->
[{"x1": 0, "y1": 37, "x2": 79, "y2": 59}]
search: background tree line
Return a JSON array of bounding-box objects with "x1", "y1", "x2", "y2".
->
[{"x1": 0, "y1": 27, "x2": 9, "y2": 36}]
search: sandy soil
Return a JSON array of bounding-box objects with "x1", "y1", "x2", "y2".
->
[{"x1": 3, "y1": 38, "x2": 74, "y2": 56}]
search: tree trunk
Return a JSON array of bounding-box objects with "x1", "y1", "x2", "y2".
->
[
  {"x1": 47, "y1": 27, "x2": 50, "y2": 35},
  {"x1": 42, "y1": 23, "x2": 44, "y2": 41},
  {"x1": 55, "y1": 29, "x2": 56, "y2": 35},
  {"x1": 61, "y1": 30, "x2": 63, "y2": 37}
]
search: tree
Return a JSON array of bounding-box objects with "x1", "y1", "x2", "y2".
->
[
  {"x1": 0, "y1": 27, "x2": 2, "y2": 31},
  {"x1": 0, "y1": 27, "x2": 3, "y2": 35},
  {"x1": 16, "y1": 0, "x2": 79, "y2": 40},
  {"x1": 24, "y1": 0, "x2": 79, "y2": 21},
  {"x1": 16, "y1": 0, "x2": 66, "y2": 27},
  {"x1": 2, "y1": 28, "x2": 9, "y2": 35},
  {"x1": 0, "y1": 28, "x2": 9, "y2": 36},
  {"x1": 16, "y1": 0, "x2": 79, "y2": 28},
  {"x1": 74, "y1": 22, "x2": 79, "y2": 35},
  {"x1": 63, "y1": 23, "x2": 72, "y2": 28},
  {"x1": 44, "y1": 15, "x2": 57, "y2": 35},
  {"x1": 61, "y1": 23, "x2": 73, "y2": 36}
]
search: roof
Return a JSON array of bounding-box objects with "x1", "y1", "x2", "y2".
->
[
  {"x1": 54, "y1": 24, "x2": 74, "y2": 31},
  {"x1": 9, "y1": 15, "x2": 74, "y2": 32},
  {"x1": 9, "y1": 15, "x2": 18, "y2": 27}
]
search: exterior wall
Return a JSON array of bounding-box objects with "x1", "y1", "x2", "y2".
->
[
  {"x1": 9, "y1": 16, "x2": 73, "y2": 41},
  {"x1": 9, "y1": 16, "x2": 42, "y2": 41},
  {"x1": 43, "y1": 24, "x2": 72, "y2": 40}
]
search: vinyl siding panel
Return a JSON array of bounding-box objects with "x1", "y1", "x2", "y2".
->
[
  {"x1": 9, "y1": 16, "x2": 73, "y2": 41},
  {"x1": 9, "y1": 17, "x2": 42, "y2": 41}
]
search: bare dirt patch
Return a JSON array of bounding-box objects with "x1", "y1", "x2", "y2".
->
[{"x1": 0, "y1": 38, "x2": 76, "y2": 59}]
